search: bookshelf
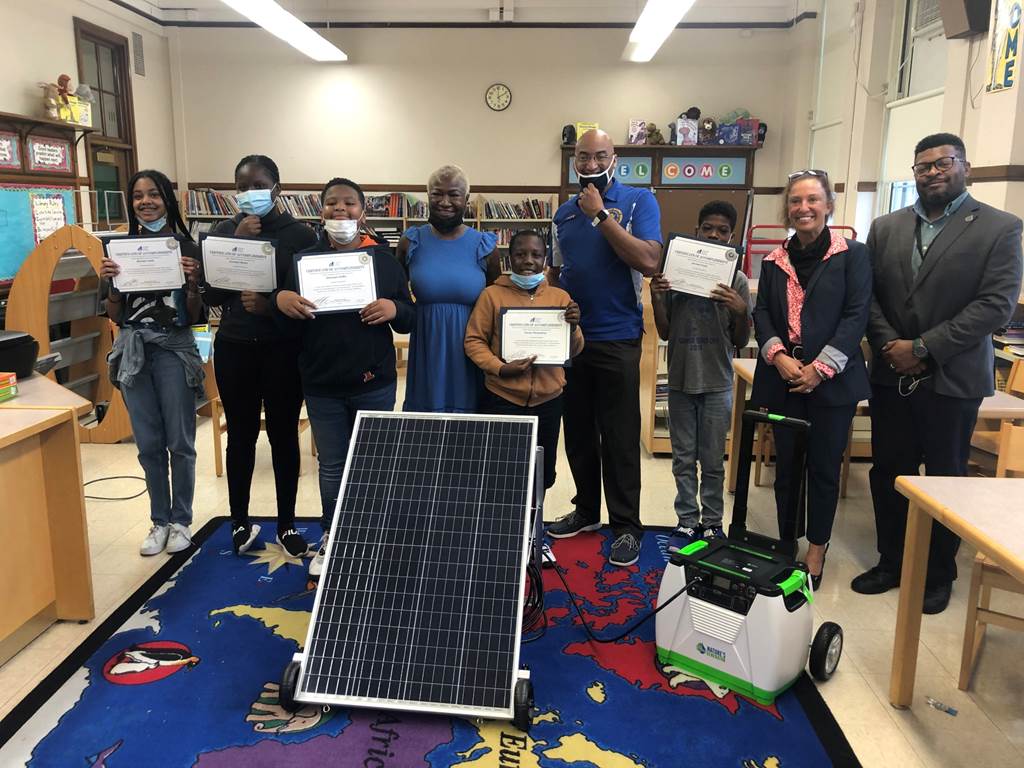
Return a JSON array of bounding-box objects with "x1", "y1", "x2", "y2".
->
[{"x1": 182, "y1": 185, "x2": 557, "y2": 269}]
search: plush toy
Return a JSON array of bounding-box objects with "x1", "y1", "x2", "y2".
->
[
  {"x1": 38, "y1": 82, "x2": 61, "y2": 119},
  {"x1": 684, "y1": 106, "x2": 701, "y2": 120},
  {"x1": 56, "y1": 74, "x2": 73, "y2": 104},
  {"x1": 668, "y1": 122, "x2": 677, "y2": 145},
  {"x1": 645, "y1": 122, "x2": 665, "y2": 145},
  {"x1": 39, "y1": 74, "x2": 95, "y2": 126},
  {"x1": 698, "y1": 117, "x2": 718, "y2": 145}
]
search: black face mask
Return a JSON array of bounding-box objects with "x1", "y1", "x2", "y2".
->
[
  {"x1": 429, "y1": 211, "x2": 464, "y2": 234},
  {"x1": 575, "y1": 162, "x2": 614, "y2": 193}
]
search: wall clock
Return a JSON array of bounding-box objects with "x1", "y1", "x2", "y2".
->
[{"x1": 485, "y1": 83, "x2": 512, "y2": 112}]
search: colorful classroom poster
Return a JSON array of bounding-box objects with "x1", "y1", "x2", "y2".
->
[
  {"x1": 31, "y1": 193, "x2": 68, "y2": 244},
  {"x1": 660, "y1": 157, "x2": 747, "y2": 186},
  {"x1": 988, "y1": 0, "x2": 1021, "y2": 92}
]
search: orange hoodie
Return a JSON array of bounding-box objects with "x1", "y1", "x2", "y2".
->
[{"x1": 465, "y1": 275, "x2": 584, "y2": 407}]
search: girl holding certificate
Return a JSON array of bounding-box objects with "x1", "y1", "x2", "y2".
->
[
  {"x1": 397, "y1": 165, "x2": 499, "y2": 413},
  {"x1": 750, "y1": 170, "x2": 871, "y2": 589},
  {"x1": 275, "y1": 178, "x2": 415, "y2": 578},
  {"x1": 202, "y1": 154, "x2": 317, "y2": 558},
  {"x1": 464, "y1": 230, "x2": 584, "y2": 491},
  {"x1": 99, "y1": 169, "x2": 205, "y2": 557}
]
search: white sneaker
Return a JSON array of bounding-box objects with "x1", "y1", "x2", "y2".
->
[
  {"x1": 309, "y1": 533, "x2": 329, "y2": 578},
  {"x1": 140, "y1": 524, "x2": 170, "y2": 556},
  {"x1": 166, "y1": 523, "x2": 193, "y2": 554}
]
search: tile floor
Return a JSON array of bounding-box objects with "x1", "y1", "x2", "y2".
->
[{"x1": 2, "y1": 380, "x2": 1022, "y2": 767}]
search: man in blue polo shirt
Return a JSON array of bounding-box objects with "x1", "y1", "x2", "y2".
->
[{"x1": 547, "y1": 129, "x2": 663, "y2": 566}]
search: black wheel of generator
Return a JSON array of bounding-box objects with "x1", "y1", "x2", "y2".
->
[
  {"x1": 280, "y1": 660, "x2": 301, "y2": 712},
  {"x1": 809, "y1": 622, "x2": 843, "y2": 681},
  {"x1": 512, "y1": 679, "x2": 534, "y2": 733}
]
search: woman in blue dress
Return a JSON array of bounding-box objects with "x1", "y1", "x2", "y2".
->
[{"x1": 398, "y1": 165, "x2": 499, "y2": 412}]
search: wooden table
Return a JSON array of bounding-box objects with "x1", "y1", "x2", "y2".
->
[
  {"x1": 889, "y1": 476, "x2": 1024, "y2": 707},
  {"x1": 0, "y1": 373, "x2": 93, "y2": 417},
  {"x1": 726, "y1": 358, "x2": 1024, "y2": 493},
  {"x1": 0, "y1": 406, "x2": 94, "y2": 664}
]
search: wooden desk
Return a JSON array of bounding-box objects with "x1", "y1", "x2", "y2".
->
[
  {"x1": 0, "y1": 373, "x2": 92, "y2": 417},
  {"x1": 0, "y1": 406, "x2": 93, "y2": 664},
  {"x1": 726, "y1": 358, "x2": 1024, "y2": 492},
  {"x1": 889, "y1": 476, "x2": 1024, "y2": 708}
]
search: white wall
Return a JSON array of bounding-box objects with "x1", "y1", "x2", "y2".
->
[
  {"x1": 0, "y1": 0, "x2": 177, "y2": 177},
  {"x1": 173, "y1": 24, "x2": 813, "y2": 188}
]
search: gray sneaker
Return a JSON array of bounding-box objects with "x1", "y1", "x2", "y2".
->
[
  {"x1": 166, "y1": 523, "x2": 193, "y2": 554},
  {"x1": 309, "y1": 533, "x2": 329, "y2": 578},
  {"x1": 609, "y1": 533, "x2": 641, "y2": 567},
  {"x1": 140, "y1": 525, "x2": 170, "y2": 556},
  {"x1": 547, "y1": 511, "x2": 602, "y2": 539}
]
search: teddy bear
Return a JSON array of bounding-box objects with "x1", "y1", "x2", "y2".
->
[{"x1": 645, "y1": 122, "x2": 665, "y2": 145}]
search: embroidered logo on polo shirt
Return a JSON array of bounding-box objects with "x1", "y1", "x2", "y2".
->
[{"x1": 607, "y1": 208, "x2": 624, "y2": 224}]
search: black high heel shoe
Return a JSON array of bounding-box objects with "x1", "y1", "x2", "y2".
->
[{"x1": 810, "y1": 542, "x2": 830, "y2": 591}]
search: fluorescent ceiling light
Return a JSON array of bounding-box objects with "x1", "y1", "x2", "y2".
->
[
  {"x1": 220, "y1": 0, "x2": 347, "y2": 62},
  {"x1": 623, "y1": 0, "x2": 697, "y2": 62}
]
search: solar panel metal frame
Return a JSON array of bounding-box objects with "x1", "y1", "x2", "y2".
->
[{"x1": 294, "y1": 411, "x2": 537, "y2": 720}]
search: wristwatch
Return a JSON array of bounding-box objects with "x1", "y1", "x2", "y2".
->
[
  {"x1": 591, "y1": 208, "x2": 610, "y2": 227},
  {"x1": 912, "y1": 337, "x2": 929, "y2": 359}
]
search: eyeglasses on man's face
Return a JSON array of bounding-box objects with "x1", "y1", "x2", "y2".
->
[{"x1": 912, "y1": 156, "x2": 962, "y2": 176}]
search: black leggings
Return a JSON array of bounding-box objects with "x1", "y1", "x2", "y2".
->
[{"x1": 214, "y1": 336, "x2": 303, "y2": 531}]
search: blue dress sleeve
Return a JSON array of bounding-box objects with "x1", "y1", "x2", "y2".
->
[
  {"x1": 476, "y1": 229, "x2": 498, "y2": 267},
  {"x1": 404, "y1": 225, "x2": 422, "y2": 268}
]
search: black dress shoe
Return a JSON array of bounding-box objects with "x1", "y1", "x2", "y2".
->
[
  {"x1": 923, "y1": 582, "x2": 952, "y2": 615},
  {"x1": 810, "y1": 542, "x2": 830, "y2": 591},
  {"x1": 850, "y1": 566, "x2": 901, "y2": 594}
]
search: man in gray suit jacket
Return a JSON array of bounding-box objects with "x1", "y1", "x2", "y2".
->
[{"x1": 852, "y1": 133, "x2": 1023, "y2": 614}]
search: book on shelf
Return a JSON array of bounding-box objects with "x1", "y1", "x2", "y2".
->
[
  {"x1": 491, "y1": 225, "x2": 552, "y2": 248},
  {"x1": 481, "y1": 198, "x2": 553, "y2": 220},
  {"x1": 365, "y1": 193, "x2": 406, "y2": 218},
  {"x1": 186, "y1": 189, "x2": 321, "y2": 219},
  {"x1": 370, "y1": 225, "x2": 402, "y2": 250},
  {"x1": 277, "y1": 192, "x2": 322, "y2": 219}
]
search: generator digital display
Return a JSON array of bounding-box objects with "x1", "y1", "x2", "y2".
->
[{"x1": 705, "y1": 547, "x2": 772, "y2": 578}]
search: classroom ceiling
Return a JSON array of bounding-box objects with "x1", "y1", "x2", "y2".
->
[{"x1": 119, "y1": 0, "x2": 812, "y2": 26}]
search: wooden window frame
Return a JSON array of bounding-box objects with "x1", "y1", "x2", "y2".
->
[{"x1": 73, "y1": 18, "x2": 139, "y2": 187}]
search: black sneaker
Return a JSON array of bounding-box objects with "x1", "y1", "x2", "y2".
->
[
  {"x1": 277, "y1": 528, "x2": 309, "y2": 558},
  {"x1": 232, "y1": 522, "x2": 260, "y2": 554},
  {"x1": 609, "y1": 533, "x2": 641, "y2": 567},
  {"x1": 547, "y1": 511, "x2": 602, "y2": 539}
]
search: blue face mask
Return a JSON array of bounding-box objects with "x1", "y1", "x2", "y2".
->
[
  {"x1": 139, "y1": 215, "x2": 168, "y2": 233},
  {"x1": 510, "y1": 272, "x2": 545, "y2": 290},
  {"x1": 236, "y1": 188, "x2": 276, "y2": 217}
]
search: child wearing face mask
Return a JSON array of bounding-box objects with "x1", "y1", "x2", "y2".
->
[
  {"x1": 464, "y1": 230, "x2": 584, "y2": 492},
  {"x1": 274, "y1": 178, "x2": 415, "y2": 578},
  {"x1": 99, "y1": 169, "x2": 206, "y2": 557},
  {"x1": 202, "y1": 154, "x2": 317, "y2": 559}
]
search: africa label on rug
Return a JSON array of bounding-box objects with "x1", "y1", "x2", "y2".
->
[{"x1": 0, "y1": 519, "x2": 854, "y2": 767}]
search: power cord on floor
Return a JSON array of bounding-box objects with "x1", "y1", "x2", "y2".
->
[
  {"x1": 521, "y1": 558, "x2": 547, "y2": 643},
  {"x1": 83, "y1": 475, "x2": 148, "y2": 501},
  {"x1": 550, "y1": 564, "x2": 703, "y2": 644}
]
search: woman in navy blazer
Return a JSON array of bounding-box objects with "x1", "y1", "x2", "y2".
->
[{"x1": 750, "y1": 170, "x2": 872, "y2": 588}]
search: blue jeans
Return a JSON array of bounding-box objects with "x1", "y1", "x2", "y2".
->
[
  {"x1": 305, "y1": 382, "x2": 397, "y2": 528},
  {"x1": 667, "y1": 389, "x2": 732, "y2": 529},
  {"x1": 120, "y1": 344, "x2": 197, "y2": 526}
]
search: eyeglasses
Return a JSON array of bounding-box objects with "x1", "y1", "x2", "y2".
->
[
  {"x1": 575, "y1": 152, "x2": 612, "y2": 164},
  {"x1": 788, "y1": 169, "x2": 828, "y2": 181},
  {"x1": 911, "y1": 156, "x2": 962, "y2": 176}
]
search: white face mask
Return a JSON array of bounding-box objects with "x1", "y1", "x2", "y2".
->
[{"x1": 324, "y1": 218, "x2": 359, "y2": 244}]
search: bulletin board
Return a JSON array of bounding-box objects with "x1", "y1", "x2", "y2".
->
[{"x1": 0, "y1": 183, "x2": 78, "y2": 280}]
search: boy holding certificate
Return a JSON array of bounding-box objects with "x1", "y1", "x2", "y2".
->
[
  {"x1": 465, "y1": 230, "x2": 584, "y2": 492},
  {"x1": 274, "y1": 178, "x2": 415, "y2": 578},
  {"x1": 650, "y1": 202, "x2": 752, "y2": 552}
]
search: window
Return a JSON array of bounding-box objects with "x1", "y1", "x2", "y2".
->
[
  {"x1": 74, "y1": 19, "x2": 137, "y2": 225},
  {"x1": 894, "y1": 0, "x2": 947, "y2": 99},
  {"x1": 889, "y1": 180, "x2": 919, "y2": 212}
]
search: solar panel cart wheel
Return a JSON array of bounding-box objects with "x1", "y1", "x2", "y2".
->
[
  {"x1": 512, "y1": 678, "x2": 534, "y2": 732},
  {"x1": 280, "y1": 659, "x2": 300, "y2": 712}
]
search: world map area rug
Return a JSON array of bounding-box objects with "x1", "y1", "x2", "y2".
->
[{"x1": 0, "y1": 518, "x2": 859, "y2": 767}]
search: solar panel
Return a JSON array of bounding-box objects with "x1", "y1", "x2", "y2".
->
[{"x1": 294, "y1": 412, "x2": 537, "y2": 720}]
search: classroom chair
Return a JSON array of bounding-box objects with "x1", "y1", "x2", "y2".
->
[
  {"x1": 958, "y1": 421, "x2": 1024, "y2": 690},
  {"x1": 970, "y1": 358, "x2": 1023, "y2": 473}
]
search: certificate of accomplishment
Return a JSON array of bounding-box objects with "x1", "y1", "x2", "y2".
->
[
  {"x1": 201, "y1": 235, "x2": 277, "y2": 293},
  {"x1": 500, "y1": 308, "x2": 572, "y2": 366},
  {"x1": 107, "y1": 237, "x2": 185, "y2": 293},
  {"x1": 296, "y1": 251, "x2": 377, "y2": 313},
  {"x1": 661, "y1": 233, "x2": 739, "y2": 298}
]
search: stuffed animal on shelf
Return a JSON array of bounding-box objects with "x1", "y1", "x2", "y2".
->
[
  {"x1": 39, "y1": 74, "x2": 94, "y2": 126},
  {"x1": 645, "y1": 122, "x2": 665, "y2": 145},
  {"x1": 698, "y1": 117, "x2": 718, "y2": 145}
]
